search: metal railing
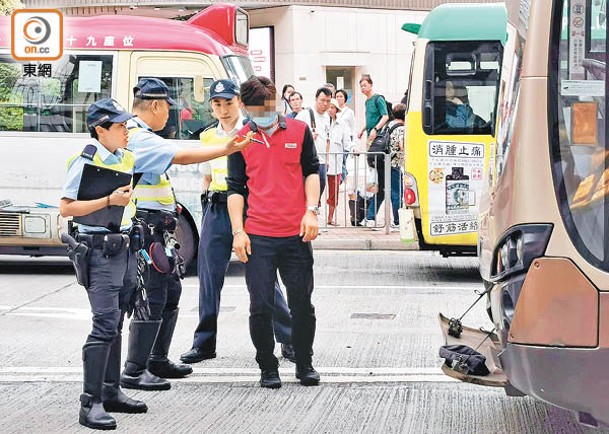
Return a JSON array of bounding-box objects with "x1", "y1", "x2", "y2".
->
[{"x1": 319, "y1": 151, "x2": 404, "y2": 235}]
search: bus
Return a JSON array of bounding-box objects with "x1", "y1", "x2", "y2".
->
[
  {"x1": 401, "y1": 3, "x2": 507, "y2": 257},
  {"x1": 0, "y1": 3, "x2": 254, "y2": 266},
  {"x1": 441, "y1": 0, "x2": 609, "y2": 427}
]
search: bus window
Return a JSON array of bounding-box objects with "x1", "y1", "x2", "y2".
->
[
  {"x1": 140, "y1": 76, "x2": 215, "y2": 140},
  {"x1": 551, "y1": 0, "x2": 607, "y2": 266},
  {"x1": 423, "y1": 41, "x2": 502, "y2": 136},
  {"x1": 0, "y1": 54, "x2": 114, "y2": 133}
]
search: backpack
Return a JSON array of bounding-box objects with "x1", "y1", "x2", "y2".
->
[
  {"x1": 367, "y1": 123, "x2": 401, "y2": 168},
  {"x1": 307, "y1": 107, "x2": 316, "y2": 131},
  {"x1": 374, "y1": 94, "x2": 394, "y2": 121}
]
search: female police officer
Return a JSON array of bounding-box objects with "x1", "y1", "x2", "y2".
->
[{"x1": 60, "y1": 98, "x2": 145, "y2": 430}]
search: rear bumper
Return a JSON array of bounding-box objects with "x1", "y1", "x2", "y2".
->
[{"x1": 501, "y1": 343, "x2": 609, "y2": 427}]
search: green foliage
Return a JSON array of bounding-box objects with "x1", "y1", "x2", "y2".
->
[
  {"x1": 0, "y1": 0, "x2": 24, "y2": 16},
  {"x1": 0, "y1": 62, "x2": 24, "y2": 130}
]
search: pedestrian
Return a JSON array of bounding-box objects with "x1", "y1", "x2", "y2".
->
[
  {"x1": 180, "y1": 79, "x2": 295, "y2": 365},
  {"x1": 327, "y1": 98, "x2": 350, "y2": 225},
  {"x1": 280, "y1": 84, "x2": 294, "y2": 115},
  {"x1": 356, "y1": 74, "x2": 389, "y2": 226},
  {"x1": 387, "y1": 103, "x2": 406, "y2": 227},
  {"x1": 296, "y1": 86, "x2": 331, "y2": 200},
  {"x1": 286, "y1": 91, "x2": 304, "y2": 119},
  {"x1": 335, "y1": 89, "x2": 356, "y2": 181},
  {"x1": 119, "y1": 78, "x2": 251, "y2": 391},
  {"x1": 323, "y1": 82, "x2": 336, "y2": 96},
  {"x1": 59, "y1": 98, "x2": 146, "y2": 430},
  {"x1": 227, "y1": 75, "x2": 321, "y2": 389}
]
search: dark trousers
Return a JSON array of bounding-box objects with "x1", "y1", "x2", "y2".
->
[
  {"x1": 367, "y1": 161, "x2": 386, "y2": 220},
  {"x1": 246, "y1": 234, "x2": 316, "y2": 370},
  {"x1": 193, "y1": 201, "x2": 292, "y2": 351},
  {"x1": 85, "y1": 248, "x2": 137, "y2": 345},
  {"x1": 390, "y1": 166, "x2": 403, "y2": 224},
  {"x1": 141, "y1": 224, "x2": 182, "y2": 321}
]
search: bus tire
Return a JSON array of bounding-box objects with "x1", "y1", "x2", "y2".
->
[{"x1": 174, "y1": 209, "x2": 198, "y2": 273}]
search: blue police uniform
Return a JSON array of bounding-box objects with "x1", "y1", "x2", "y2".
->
[
  {"x1": 180, "y1": 82, "x2": 294, "y2": 364},
  {"x1": 118, "y1": 78, "x2": 193, "y2": 390},
  {"x1": 62, "y1": 98, "x2": 147, "y2": 430}
]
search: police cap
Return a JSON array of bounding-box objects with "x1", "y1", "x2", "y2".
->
[
  {"x1": 133, "y1": 78, "x2": 177, "y2": 106},
  {"x1": 209, "y1": 79, "x2": 240, "y2": 101},
  {"x1": 86, "y1": 98, "x2": 133, "y2": 129}
]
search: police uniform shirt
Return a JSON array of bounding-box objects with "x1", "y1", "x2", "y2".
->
[
  {"x1": 61, "y1": 139, "x2": 134, "y2": 233},
  {"x1": 199, "y1": 114, "x2": 245, "y2": 193},
  {"x1": 126, "y1": 117, "x2": 181, "y2": 211}
]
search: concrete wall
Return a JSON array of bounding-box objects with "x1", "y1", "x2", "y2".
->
[{"x1": 249, "y1": 5, "x2": 426, "y2": 133}]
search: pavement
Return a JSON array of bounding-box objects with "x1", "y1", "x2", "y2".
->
[{"x1": 312, "y1": 227, "x2": 417, "y2": 251}]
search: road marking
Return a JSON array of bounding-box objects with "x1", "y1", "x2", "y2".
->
[
  {"x1": 0, "y1": 366, "x2": 456, "y2": 384},
  {"x1": 183, "y1": 284, "x2": 482, "y2": 291}
]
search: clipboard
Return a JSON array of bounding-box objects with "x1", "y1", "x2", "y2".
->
[{"x1": 73, "y1": 163, "x2": 132, "y2": 231}]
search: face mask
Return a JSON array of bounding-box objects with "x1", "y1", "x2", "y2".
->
[{"x1": 252, "y1": 114, "x2": 277, "y2": 129}]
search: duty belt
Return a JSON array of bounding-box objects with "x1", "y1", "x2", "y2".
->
[
  {"x1": 136, "y1": 209, "x2": 178, "y2": 221},
  {"x1": 202, "y1": 191, "x2": 228, "y2": 205}
]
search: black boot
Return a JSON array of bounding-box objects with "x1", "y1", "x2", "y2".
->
[
  {"x1": 102, "y1": 333, "x2": 148, "y2": 413},
  {"x1": 120, "y1": 320, "x2": 171, "y2": 391},
  {"x1": 80, "y1": 342, "x2": 117, "y2": 430},
  {"x1": 148, "y1": 309, "x2": 193, "y2": 379},
  {"x1": 295, "y1": 364, "x2": 320, "y2": 386}
]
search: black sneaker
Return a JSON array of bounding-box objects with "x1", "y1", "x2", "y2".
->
[
  {"x1": 180, "y1": 348, "x2": 217, "y2": 364},
  {"x1": 295, "y1": 364, "x2": 320, "y2": 386},
  {"x1": 260, "y1": 369, "x2": 282, "y2": 389}
]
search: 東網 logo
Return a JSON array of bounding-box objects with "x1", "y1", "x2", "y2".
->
[{"x1": 11, "y1": 9, "x2": 63, "y2": 61}]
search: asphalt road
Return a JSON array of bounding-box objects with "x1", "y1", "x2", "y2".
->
[{"x1": 0, "y1": 251, "x2": 605, "y2": 434}]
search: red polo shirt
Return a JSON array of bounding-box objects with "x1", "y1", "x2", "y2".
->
[{"x1": 227, "y1": 117, "x2": 319, "y2": 237}]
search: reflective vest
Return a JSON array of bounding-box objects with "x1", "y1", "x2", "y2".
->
[
  {"x1": 67, "y1": 147, "x2": 136, "y2": 229},
  {"x1": 199, "y1": 128, "x2": 229, "y2": 192},
  {"x1": 128, "y1": 127, "x2": 176, "y2": 208}
]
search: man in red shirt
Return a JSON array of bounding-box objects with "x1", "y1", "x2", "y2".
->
[{"x1": 227, "y1": 76, "x2": 320, "y2": 389}]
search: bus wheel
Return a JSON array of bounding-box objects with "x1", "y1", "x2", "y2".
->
[{"x1": 174, "y1": 212, "x2": 198, "y2": 272}]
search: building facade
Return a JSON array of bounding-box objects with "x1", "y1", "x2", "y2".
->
[{"x1": 23, "y1": 0, "x2": 501, "y2": 132}]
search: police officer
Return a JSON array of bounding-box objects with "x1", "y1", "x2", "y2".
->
[
  {"x1": 59, "y1": 98, "x2": 146, "y2": 430},
  {"x1": 119, "y1": 78, "x2": 252, "y2": 390},
  {"x1": 179, "y1": 79, "x2": 295, "y2": 365}
]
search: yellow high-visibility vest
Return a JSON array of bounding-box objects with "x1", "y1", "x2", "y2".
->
[
  {"x1": 67, "y1": 148, "x2": 136, "y2": 228},
  {"x1": 128, "y1": 127, "x2": 176, "y2": 207},
  {"x1": 199, "y1": 127, "x2": 229, "y2": 192}
]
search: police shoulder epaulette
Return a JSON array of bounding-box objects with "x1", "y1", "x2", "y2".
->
[{"x1": 80, "y1": 144, "x2": 97, "y2": 160}]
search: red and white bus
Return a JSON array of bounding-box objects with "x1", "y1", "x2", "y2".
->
[{"x1": 0, "y1": 3, "x2": 254, "y2": 265}]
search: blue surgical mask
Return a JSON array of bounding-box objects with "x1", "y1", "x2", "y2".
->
[{"x1": 252, "y1": 114, "x2": 277, "y2": 129}]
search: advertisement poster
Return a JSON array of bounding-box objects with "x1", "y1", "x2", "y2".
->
[{"x1": 427, "y1": 140, "x2": 485, "y2": 236}]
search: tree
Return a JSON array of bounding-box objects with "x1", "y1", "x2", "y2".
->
[{"x1": 0, "y1": 0, "x2": 24, "y2": 16}]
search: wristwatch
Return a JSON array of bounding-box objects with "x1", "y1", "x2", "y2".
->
[{"x1": 306, "y1": 205, "x2": 320, "y2": 215}]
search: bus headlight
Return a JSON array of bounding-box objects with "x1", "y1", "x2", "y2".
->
[
  {"x1": 23, "y1": 214, "x2": 52, "y2": 238},
  {"x1": 491, "y1": 224, "x2": 553, "y2": 281}
]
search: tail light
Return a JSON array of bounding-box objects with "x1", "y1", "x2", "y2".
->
[
  {"x1": 404, "y1": 188, "x2": 416, "y2": 205},
  {"x1": 403, "y1": 172, "x2": 419, "y2": 207}
]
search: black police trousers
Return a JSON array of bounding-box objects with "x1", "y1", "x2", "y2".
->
[{"x1": 85, "y1": 247, "x2": 137, "y2": 345}]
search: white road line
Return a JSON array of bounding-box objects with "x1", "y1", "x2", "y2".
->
[
  {"x1": 183, "y1": 284, "x2": 482, "y2": 290},
  {"x1": 0, "y1": 366, "x2": 456, "y2": 384},
  {"x1": 0, "y1": 366, "x2": 442, "y2": 375}
]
